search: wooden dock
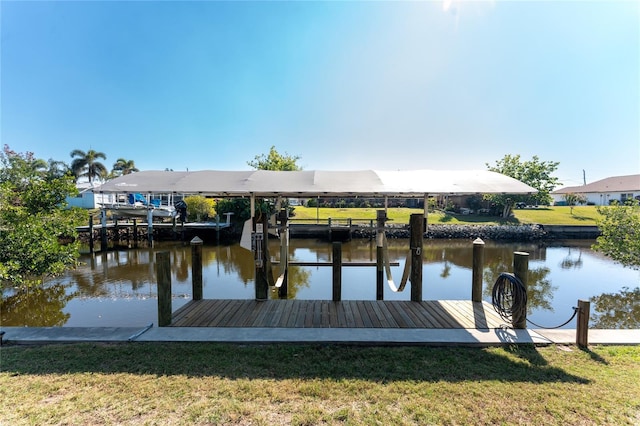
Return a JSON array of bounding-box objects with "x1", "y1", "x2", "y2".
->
[{"x1": 170, "y1": 299, "x2": 506, "y2": 329}]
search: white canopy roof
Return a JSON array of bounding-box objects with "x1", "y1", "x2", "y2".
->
[{"x1": 97, "y1": 169, "x2": 536, "y2": 197}]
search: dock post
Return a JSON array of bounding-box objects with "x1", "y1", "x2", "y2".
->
[
  {"x1": 133, "y1": 219, "x2": 138, "y2": 249},
  {"x1": 278, "y1": 209, "x2": 289, "y2": 299},
  {"x1": 147, "y1": 208, "x2": 154, "y2": 247},
  {"x1": 513, "y1": 251, "x2": 529, "y2": 329},
  {"x1": 191, "y1": 236, "x2": 203, "y2": 301},
  {"x1": 156, "y1": 251, "x2": 172, "y2": 327},
  {"x1": 332, "y1": 242, "x2": 342, "y2": 301},
  {"x1": 100, "y1": 209, "x2": 108, "y2": 252},
  {"x1": 254, "y1": 212, "x2": 269, "y2": 300},
  {"x1": 410, "y1": 214, "x2": 423, "y2": 302},
  {"x1": 472, "y1": 238, "x2": 485, "y2": 302},
  {"x1": 576, "y1": 299, "x2": 590, "y2": 348},
  {"x1": 88, "y1": 215, "x2": 94, "y2": 254},
  {"x1": 376, "y1": 210, "x2": 385, "y2": 300}
]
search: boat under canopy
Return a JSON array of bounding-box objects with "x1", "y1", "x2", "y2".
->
[{"x1": 96, "y1": 169, "x2": 537, "y2": 198}]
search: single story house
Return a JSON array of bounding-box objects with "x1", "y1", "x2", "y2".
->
[
  {"x1": 65, "y1": 182, "x2": 114, "y2": 209},
  {"x1": 551, "y1": 174, "x2": 640, "y2": 206}
]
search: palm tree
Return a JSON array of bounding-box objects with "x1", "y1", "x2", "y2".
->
[
  {"x1": 70, "y1": 149, "x2": 108, "y2": 183},
  {"x1": 112, "y1": 158, "x2": 139, "y2": 177}
]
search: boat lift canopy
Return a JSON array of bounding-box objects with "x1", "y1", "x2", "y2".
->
[{"x1": 97, "y1": 169, "x2": 537, "y2": 197}]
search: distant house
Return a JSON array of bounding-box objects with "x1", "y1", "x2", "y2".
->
[
  {"x1": 551, "y1": 174, "x2": 640, "y2": 206},
  {"x1": 65, "y1": 182, "x2": 113, "y2": 209}
]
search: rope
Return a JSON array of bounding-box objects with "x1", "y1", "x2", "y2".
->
[
  {"x1": 382, "y1": 233, "x2": 411, "y2": 292},
  {"x1": 491, "y1": 272, "x2": 579, "y2": 329}
]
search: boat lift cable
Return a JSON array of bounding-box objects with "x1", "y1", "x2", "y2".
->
[
  {"x1": 383, "y1": 233, "x2": 411, "y2": 292},
  {"x1": 491, "y1": 272, "x2": 579, "y2": 329}
]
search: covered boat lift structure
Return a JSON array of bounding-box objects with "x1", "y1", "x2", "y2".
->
[{"x1": 97, "y1": 169, "x2": 536, "y2": 313}]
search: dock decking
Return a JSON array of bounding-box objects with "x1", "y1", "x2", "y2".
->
[{"x1": 170, "y1": 300, "x2": 507, "y2": 329}]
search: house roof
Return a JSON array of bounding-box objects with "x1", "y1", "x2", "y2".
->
[
  {"x1": 96, "y1": 169, "x2": 537, "y2": 198},
  {"x1": 552, "y1": 174, "x2": 640, "y2": 194}
]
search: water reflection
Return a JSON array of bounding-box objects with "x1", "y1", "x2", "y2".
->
[
  {"x1": 590, "y1": 287, "x2": 640, "y2": 329},
  {"x1": 1, "y1": 284, "x2": 76, "y2": 326},
  {"x1": 1, "y1": 239, "x2": 638, "y2": 328}
]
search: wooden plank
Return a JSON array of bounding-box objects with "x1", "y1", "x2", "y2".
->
[
  {"x1": 403, "y1": 301, "x2": 434, "y2": 328},
  {"x1": 342, "y1": 301, "x2": 357, "y2": 327},
  {"x1": 369, "y1": 301, "x2": 393, "y2": 328},
  {"x1": 356, "y1": 301, "x2": 374, "y2": 328},
  {"x1": 395, "y1": 302, "x2": 419, "y2": 327},
  {"x1": 412, "y1": 301, "x2": 445, "y2": 328},
  {"x1": 334, "y1": 302, "x2": 346, "y2": 328},
  {"x1": 376, "y1": 301, "x2": 401, "y2": 328},
  {"x1": 384, "y1": 302, "x2": 411, "y2": 328},
  {"x1": 430, "y1": 301, "x2": 466, "y2": 328},
  {"x1": 440, "y1": 300, "x2": 475, "y2": 329}
]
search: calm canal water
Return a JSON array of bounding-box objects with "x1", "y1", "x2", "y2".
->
[{"x1": 2, "y1": 239, "x2": 638, "y2": 329}]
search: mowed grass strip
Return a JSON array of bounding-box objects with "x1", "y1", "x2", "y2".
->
[
  {"x1": 1, "y1": 343, "x2": 639, "y2": 425},
  {"x1": 291, "y1": 206, "x2": 607, "y2": 226}
]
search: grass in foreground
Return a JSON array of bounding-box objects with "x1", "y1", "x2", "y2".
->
[{"x1": 1, "y1": 343, "x2": 639, "y2": 425}]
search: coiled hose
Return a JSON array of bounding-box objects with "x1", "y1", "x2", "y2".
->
[
  {"x1": 491, "y1": 272, "x2": 527, "y2": 326},
  {"x1": 492, "y1": 272, "x2": 579, "y2": 328}
]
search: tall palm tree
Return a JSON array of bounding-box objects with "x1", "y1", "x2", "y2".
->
[
  {"x1": 70, "y1": 149, "x2": 108, "y2": 183},
  {"x1": 112, "y1": 158, "x2": 139, "y2": 177}
]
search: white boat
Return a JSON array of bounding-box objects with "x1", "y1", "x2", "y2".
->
[{"x1": 100, "y1": 193, "x2": 178, "y2": 219}]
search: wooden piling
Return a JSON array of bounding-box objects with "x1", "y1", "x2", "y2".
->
[
  {"x1": 576, "y1": 299, "x2": 590, "y2": 348},
  {"x1": 147, "y1": 208, "x2": 154, "y2": 246},
  {"x1": 191, "y1": 236, "x2": 203, "y2": 301},
  {"x1": 156, "y1": 251, "x2": 172, "y2": 327},
  {"x1": 410, "y1": 214, "x2": 423, "y2": 302},
  {"x1": 100, "y1": 210, "x2": 108, "y2": 252},
  {"x1": 88, "y1": 215, "x2": 94, "y2": 254},
  {"x1": 376, "y1": 210, "x2": 385, "y2": 301},
  {"x1": 254, "y1": 213, "x2": 269, "y2": 300},
  {"x1": 133, "y1": 219, "x2": 138, "y2": 249},
  {"x1": 472, "y1": 238, "x2": 485, "y2": 302},
  {"x1": 513, "y1": 251, "x2": 529, "y2": 329},
  {"x1": 278, "y1": 209, "x2": 289, "y2": 299},
  {"x1": 332, "y1": 242, "x2": 342, "y2": 301}
]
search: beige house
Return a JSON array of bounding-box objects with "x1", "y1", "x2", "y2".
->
[{"x1": 551, "y1": 174, "x2": 640, "y2": 206}]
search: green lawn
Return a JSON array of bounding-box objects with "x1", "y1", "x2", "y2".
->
[
  {"x1": 1, "y1": 343, "x2": 639, "y2": 425},
  {"x1": 291, "y1": 205, "x2": 604, "y2": 226}
]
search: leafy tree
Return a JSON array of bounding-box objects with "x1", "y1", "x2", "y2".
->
[
  {"x1": 592, "y1": 201, "x2": 640, "y2": 269},
  {"x1": 112, "y1": 158, "x2": 139, "y2": 177},
  {"x1": 183, "y1": 195, "x2": 216, "y2": 222},
  {"x1": 247, "y1": 146, "x2": 301, "y2": 171},
  {"x1": 45, "y1": 159, "x2": 71, "y2": 181},
  {"x1": 0, "y1": 147, "x2": 84, "y2": 288},
  {"x1": 563, "y1": 192, "x2": 587, "y2": 215},
  {"x1": 70, "y1": 149, "x2": 108, "y2": 183},
  {"x1": 485, "y1": 154, "x2": 561, "y2": 218}
]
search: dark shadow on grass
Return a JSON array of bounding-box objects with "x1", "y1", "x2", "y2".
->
[
  {"x1": 580, "y1": 346, "x2": 609, "y2": 365},
  {"x1": 1, "y1": 342, "x2": 589, "y2": 384}
]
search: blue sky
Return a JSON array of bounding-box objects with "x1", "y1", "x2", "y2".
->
[{"x1": 1, "y1": 0, "x2": 638, "y2": 187}]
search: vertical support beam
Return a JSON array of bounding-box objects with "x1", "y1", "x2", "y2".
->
[
  {"x1": 376, "y1": 209, "x2": 386, "y2": 300},
  {"x1": 513, "y1": 251, "x2": 529, "y2": 329},
  {"x1": 278, "y1": 208, "x2": 289, "y2": 299},
  {"x1": 576, "y1": 299, "x2": 590, "y2": 348},
  {"x1": 332, "y1": 242, "x2": 342, "y2": 302},
  {"x1": 472, "y1": 238, "x2": 485, "y2": 302},
  {"x1": 133, "y1": 219, "x2": 138, "y2": 249},
  {"x1": 254, "y1": 208, "x2": 269, "y2": 300},
  {"x1": 191, "y1": 236, "x2": 203, "y2": 301},
  {"x1": 114, "y1": 217, "x2": 119, "y2": 243},
  {"x1": 156, "y1": 251, "x2": 172, "y2": 327},
  {"x1": 147, "y1": 208, "x2": 154, "y2": 246},
  {"x1": 100, "y1": 209, "x2": 108, "y2": 252},
  {"x1": 423, "y1": 193, "x2": 429, "y2": 232},
  {"x1": 88, "y1": 215, "x2": 94, "y2": 254},
  {"x1": 410, "y1": 214, "x2": 423, "y2": 302}
]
